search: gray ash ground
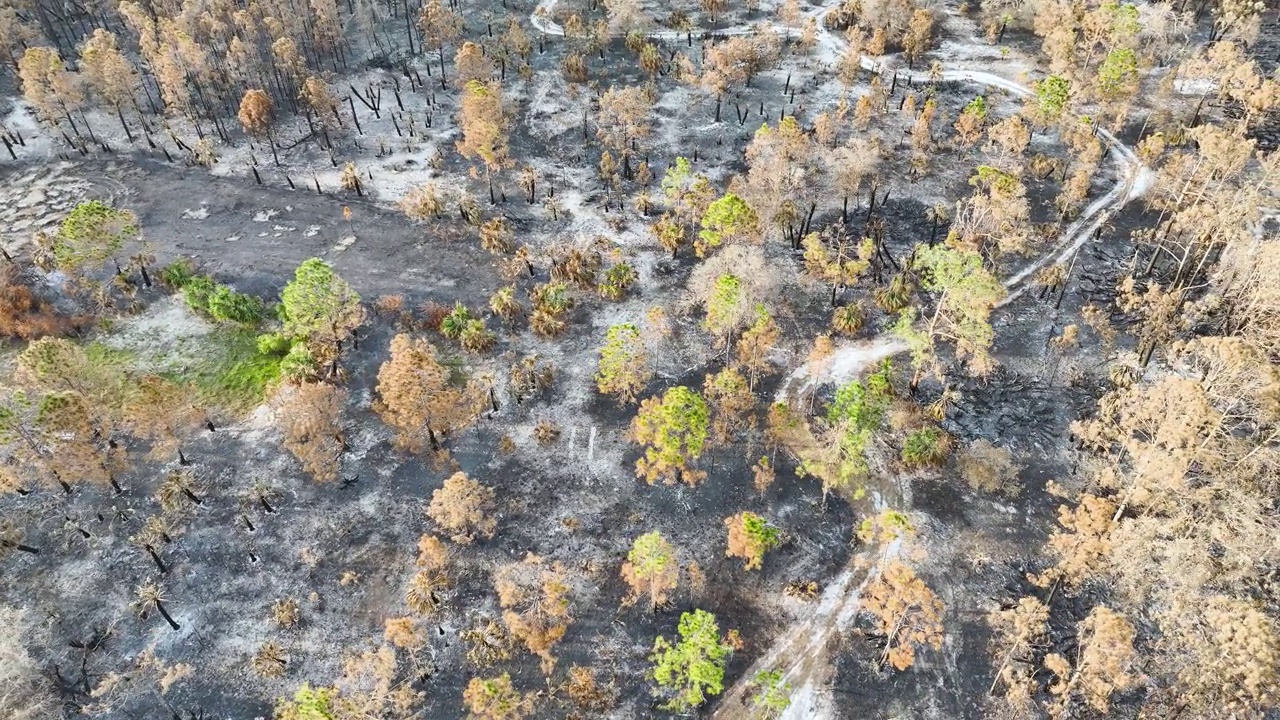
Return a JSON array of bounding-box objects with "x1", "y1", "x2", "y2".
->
[{"x1": 0, "y1": 156, "x2": 866, "y2": 719}]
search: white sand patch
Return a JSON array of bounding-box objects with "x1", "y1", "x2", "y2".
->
[
  {"x1": 99, "y1": 295, "x2": 220, "y2": 374},
  {"x1": 364, "y1": 145, "x2": 444, "y2": 202},
  {"x1": 330, "y1": 235, "x2": 358, "y2": 254},
  {"x1": 1173, "y1": 77, "x2": 1213, "y2": 96},
  {"x1": 0, "y1": 162, "x2": 97, "y2": 254}
]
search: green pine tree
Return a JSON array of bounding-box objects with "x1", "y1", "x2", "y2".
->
[
  {"x1": 650, "y1": 609, "x2": 732, "y2": 712},
  {"x1": 631, "y1": 385, "x2": 710, "y2": 485}
]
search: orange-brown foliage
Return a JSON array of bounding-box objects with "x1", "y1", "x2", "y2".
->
[{"x1": 0, "y1": 265, "x2": 86, "y2": 340}]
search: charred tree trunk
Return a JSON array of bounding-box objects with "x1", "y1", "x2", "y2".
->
[
  {"x1": 144, "y1": 545, "x2": 166, "y2": 573},
  {"x1": 403, "y1": 0, "x2": 415, "y2": 54},
  {"x1": 348, "y1": 96, "x2": 363, "y2": 135},
  {"x1": 115, "y1": 105, "x2": 134, "y2": 142},
  {"x1": 155, "y1": 601, "x2": 181, "y2": 630},
  {"x1": 2, "y1": 540, "x2": 38, "y2": 554}
]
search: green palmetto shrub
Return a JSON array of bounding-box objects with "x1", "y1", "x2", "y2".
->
[
  {"x1": 256, "y1": 332, "x2": 293, "y2": 355},
  {"x1": 206, "y1": 285, "x2": 265, "y2": 324},
  {"x1": 181, "y1": 275, "x2": 217, "y2": 313},
  {"x1": 279, "y1": 343, "x2": 318, "y2": 381},
  {"x1": 160, "y1": 259, "x2": 196, "y2": 289},
  {"x1": 599, "y1": 263, "x2": 638, "y2": 301},
  {"x1": 874, "y1": 273, "x2": 913, "y2": 314},
  {"x1": 460, "y1": 318, "x2": 496, "y2": 353},
  {"x1": 901, "y1": 426, "x2": 952, "y2": 468},
  {"x1": 832, "y1": 302, "x2": 865, "y2": 335},
  {"x1": 440, "y1": 303, "x2": 473, "y2": 339},
  {"x1": 181, "y1": 274, "x2": 264, "y2": 325}
]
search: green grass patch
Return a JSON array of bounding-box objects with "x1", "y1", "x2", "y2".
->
[
  {"x1": 160, "y1": 258, "x2": 197, "y2": 289},
  {"x1": 84, "y1": 341, "x2": 137, "y2": 369},
  {"x1": 171, "y1": 328, "x2": 284, "y2": 411},
  {"x1": 75, "y1": 296, "x2": 286, "y2": 415}
]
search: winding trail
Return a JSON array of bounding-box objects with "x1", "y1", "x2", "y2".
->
[{"x1": 532, "y1": 1, "x2": 1152, "y2": 716}]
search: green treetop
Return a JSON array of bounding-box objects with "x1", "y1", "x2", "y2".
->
[
  {"x1": 697, "y1": 193, "x2": 759, "y2": 257},
  {"x1": 726, "y1": 510, "x2": 781, "y2": 570},
  {"x1": 896, "y1": 244, "x2": 1005, "y2": 383},
  {"x1": 52, "y1": 200, "x2": 139, "y2": 272},
  {"x1": 970, "y1": 165, "x2": 1022, "y2": 198},
  {"x1": 749, "y1": 669, "x2": 792, "y2": 718},
  {"x1": 963, "y1": 95, "x2": 987, "y2": 120},
  {"x1": 1102, "y1": 0, "x2": 1140, "y2": 40},
  {"x1": 1097, "y1": 48, "x2": 1139, "y2": 100},
  {"x1": 632, "y1": 385, "x2": 710, "y2": 485},
  {"x1": 274, "y1": 683, "x2": 337, "y2": 720},
  {"x1": 280, "y1": 258, "x2": 365, "y2": 351},
  {"x1": 650, "y1": 609, "x2": 732, "y2": 712},
  {"x1": 623, "y1": 531, "x2": 680, "y2": 607},
  {"x1": 596, "y1": 323, "x2": 652, "y2": 404},
  {"x1": 704, "y1": 273, "x2": 743, "y2": 344},
  {"x1": 1033, "y1": 75, "x2": 1071, "y2": 120},
  {"x1": 797, "y1": 360, "x2": 894, "y2": 501},
  {"x1": 661, "y1": 157, "x2": 714, "y2": 224}
]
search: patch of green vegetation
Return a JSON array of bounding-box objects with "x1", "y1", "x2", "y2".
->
[
  {"x1": 256, "y1": 332, "x2": 293, "y2": 355},
  {"x1": 88, "y1": 296, "x2": 287, "y2": 412},
  {"x1": 278, "y1": 342, "x2": 316, "y2": 381},
  {"x1": 160, "y1": 258, "x2": 197, "y2": 289},
  {"x1": 440, "y1": 302, "x2": 472, "y2": 339},
  {"x1": 901, "y1": 426, "x2": 952, "y2": 468},
  {"x1": 183, "y1": 274, "x2": 264, "y2": 325},
  {"x1": 165, "y1": 257, "x2": 267, "y2": 327},
  {"x1": 180, "y1": 275, "x2": 214, "y2": 310},
  {"x1": 84, "y1": 341, "x2": 136, "y2": 369},
  {"x1": 206, "y1": 285, "x2": 265, "y2": 324},
  {"x1": 275, "y1": 683, "x2": 337, "y2": 720},
  {"x1": 170, "y1": 328, "x2": 285, "y2": 410}
]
